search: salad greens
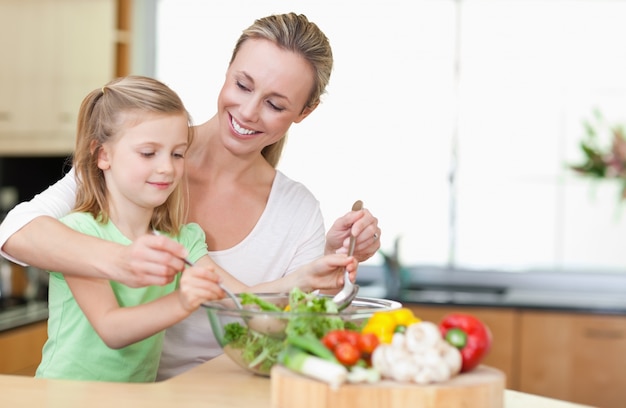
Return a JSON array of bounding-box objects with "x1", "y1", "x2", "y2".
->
[
  {"x1": 222, "y1": 288, "x2": 359, "y2": 374},
  {"x1": 224, "y1": 324, "x2": 284, "y2": 373},
  {"x1": 240, "y1": 293, "x2": 282, "y2": 312}
]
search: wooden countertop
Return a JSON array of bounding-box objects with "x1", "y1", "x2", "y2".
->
[{"x1": 1, "y1": 355, "x2": 593, "y2": 408}]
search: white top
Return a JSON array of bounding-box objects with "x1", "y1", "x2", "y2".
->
[
  {"x1": 0, "y1": 168, "x2": 326, "y2": 380},
  {"x1": 158, "y1": 171, "x2": 325, "y2": 380}
]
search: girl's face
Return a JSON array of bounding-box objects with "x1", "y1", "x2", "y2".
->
[
  {"x1": 98, "y1": 112, "x2": 189, "y2": 214},
  {"x1": 217, "y1": 38, "x2": 317, "y2": 157}
]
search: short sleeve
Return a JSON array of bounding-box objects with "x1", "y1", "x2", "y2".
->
[{"x1": 178, "y1": 223, "x2": 209, "y2": 263}]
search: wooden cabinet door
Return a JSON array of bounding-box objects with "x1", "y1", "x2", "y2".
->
[
  {"x1": 0, "y1": 321, "x2": 48, "y2": 376},
  {"x1": 519, "y1": 310, "x2": 626, "y2": 408},
  {"x1": 406, "y1": 304, "x2": 518, "y2": 389},
  {"x1": 0, "y1": 0, "x2": 115, "y2": 155}
]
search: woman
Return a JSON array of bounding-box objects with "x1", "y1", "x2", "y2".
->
[{"x1": 0, "y1": 13, "x2": 381, "y2": 380}]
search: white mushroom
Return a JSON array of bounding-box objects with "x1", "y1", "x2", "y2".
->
[
  {"x1": 390, "y1": 358, "x2": 419, "y2": 382},
  {"x1": 439, "y1": 341, "x2": 463, "y2": 375},
  {"x1": 414, "y1": 348, "x2": 441, "y2": 366},
  {"x1": 405, "y1": 321, "x2": 442, "y2": 353},
  {"x1": 391, "y1": 331, "x2": 406, "y2": 348},
  {"x1": 371, "y1": 344, "x2": 396, "y2": 375}
]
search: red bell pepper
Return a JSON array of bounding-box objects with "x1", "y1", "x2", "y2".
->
[{"x1": 439, "y1": 313, "x2": 492, "y2": 373}]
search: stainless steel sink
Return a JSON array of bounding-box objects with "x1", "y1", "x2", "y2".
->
[
  {"x1": 356, "y1": 263, "x2": 626, "y2": 311},
  {"x1": 400, "y1": 284, "x2": 508, "y2": 304}
]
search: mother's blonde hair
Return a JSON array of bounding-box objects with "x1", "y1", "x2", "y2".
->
[
  {"x1": 231, "y1": 13, "x2": 334, "y2": 167},
  {"x1": 72, "y1": 75, "x2": 193, "y2": 234}
]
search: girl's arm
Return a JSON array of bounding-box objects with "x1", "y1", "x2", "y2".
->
[
  {"x1": 11, "y1": 219, "x2": 187, "y2": 287},
  {"x1": 195, "y1": 253, "x2": 357, "y2": 295},
  {"x1": 65, "y1": 264, "x2": 223, "y2": 349}
]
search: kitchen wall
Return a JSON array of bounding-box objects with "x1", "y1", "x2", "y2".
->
[{"x1": 152, "y1": 0, "x2": 626, "y2": 273}]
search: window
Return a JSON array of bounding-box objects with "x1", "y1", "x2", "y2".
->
[{"x1": 155, "y1": 0, "x2": 626, "y2": 272}]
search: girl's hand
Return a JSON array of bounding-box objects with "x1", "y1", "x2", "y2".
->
[
  {"x1": 177, "y1": 265, "x2": 224, "y2": 311},
  {"x1": 325, "y1": 206, "x2": 381, "y2": 262}
]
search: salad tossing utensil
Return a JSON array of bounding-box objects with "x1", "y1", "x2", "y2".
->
[
  {"x1": 180, "y1": 255, "x2": 243, "y2": 310},
  {"x1": 218, "y1": 283, "x2": 243, "y2": 310},
  {"x1": 332, "y1": 200, "x2": 363, "y2": 311}
]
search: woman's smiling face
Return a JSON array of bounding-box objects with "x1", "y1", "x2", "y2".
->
[{"x1": 217, "y1": 38, "x2": 317, "y2": 155}]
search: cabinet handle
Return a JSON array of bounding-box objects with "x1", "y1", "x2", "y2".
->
[{"x1": 584, "y1": 328, "x2": 624, "y2": 340}]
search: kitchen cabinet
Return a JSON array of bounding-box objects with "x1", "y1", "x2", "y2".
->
[
  {"x1": 406, "y1": 304, "x2": 518, "y2": 389},
  {"x1": 0, "y1": 0, "x2": 116, "y2": 156},
  {"x1": 406, "y1": 303, "x2": 626, "y2": 408},
  {"x1": 519, "y1": 310, "x2": 626, "y2": 408},
  {"x1": 0, "y1": 321, "x2": 47, "y2": 375}
]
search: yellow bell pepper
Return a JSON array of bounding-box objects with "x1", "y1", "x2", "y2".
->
[
  {"x1": 361, "y1": 308, "x2": 421, "y2": 343},
  {"x1": 390, "y1": 308, "x2": 421, "y2": 327}
]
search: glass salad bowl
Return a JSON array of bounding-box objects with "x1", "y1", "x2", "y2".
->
[{"x1": 201, "y1": 289, "x2": 402, "y2": 376}]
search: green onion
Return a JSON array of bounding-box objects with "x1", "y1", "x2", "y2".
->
[{"x1": 279, "y1": 346, "x2": 347, "y2": 388}]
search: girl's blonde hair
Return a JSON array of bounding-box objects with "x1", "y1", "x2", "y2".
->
[
  {"x1": 231, "y1": 13, "x2": 334, "y2": 167},
  {"x1": 72, "y1": 75, "x2": 193, "y2": 235}
]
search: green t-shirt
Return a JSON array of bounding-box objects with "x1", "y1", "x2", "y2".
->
[{"x1": 35, "y1": 212, "x2": 208, "y2": 382}]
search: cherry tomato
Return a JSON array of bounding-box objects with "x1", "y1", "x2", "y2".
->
[
  {"x1": 342, "y1": 330, "x2": 360, "y2": 347},
  {"x1": 357, "y1": 332, "x2": 380, "y2": 355},
  {"x1": 334, "y1": 342, "x2": 361, "y2": 366},
  {"x1": 321, "y1": 331, "x2": 345, "y2": 350}
]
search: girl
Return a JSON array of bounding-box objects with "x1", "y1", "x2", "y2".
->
[{"x1": 34, "y1": 76, "x2": 225, "y2": 382}]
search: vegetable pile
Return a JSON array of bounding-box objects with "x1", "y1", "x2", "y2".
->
[
  {"x1": 221, "y1": 288, "x2": 493, "y2": 386},
  {"x1": 277, "y1": 305, "x2": 493, "y2": 387}
]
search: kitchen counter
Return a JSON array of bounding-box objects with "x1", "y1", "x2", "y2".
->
[{"x1": 0, "y1": 355, "x2": 593, "y2": 407}]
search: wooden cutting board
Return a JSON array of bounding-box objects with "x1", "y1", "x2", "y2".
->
[{"x1": 270, "y1": 364, "x2": 505, "y2": 408}]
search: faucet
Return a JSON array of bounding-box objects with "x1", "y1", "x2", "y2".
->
[{"x1": 379, "y1": 236, "x2": 406, "y2": 300}]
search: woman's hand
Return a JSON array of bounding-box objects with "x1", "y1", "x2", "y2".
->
[
  {"x1": 178, "y1": 264, "x2": 224, "y2": 311},
  {"x1": 325, "y1": 206, "x2": 381, "y2": 262},
  {"x1": 297, "y1": 254, "x2": 358, "y2": 292},
  {"x1": 116, "y1": 234, "x2": 192, "y2": 287}
]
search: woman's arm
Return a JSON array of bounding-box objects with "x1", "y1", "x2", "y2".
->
[
  {"x1": 0, "y1": 168, "x2": 77, "y2": 264},
  {"x1": 15, "y1": 220, "x2": 187, "y2": 287},
  {"x1": 0, "y1": 170, "x2": 187, "y2": 287},
  {"x1": 65, "y1": 263, "x2": 222, "y2": 349}
]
